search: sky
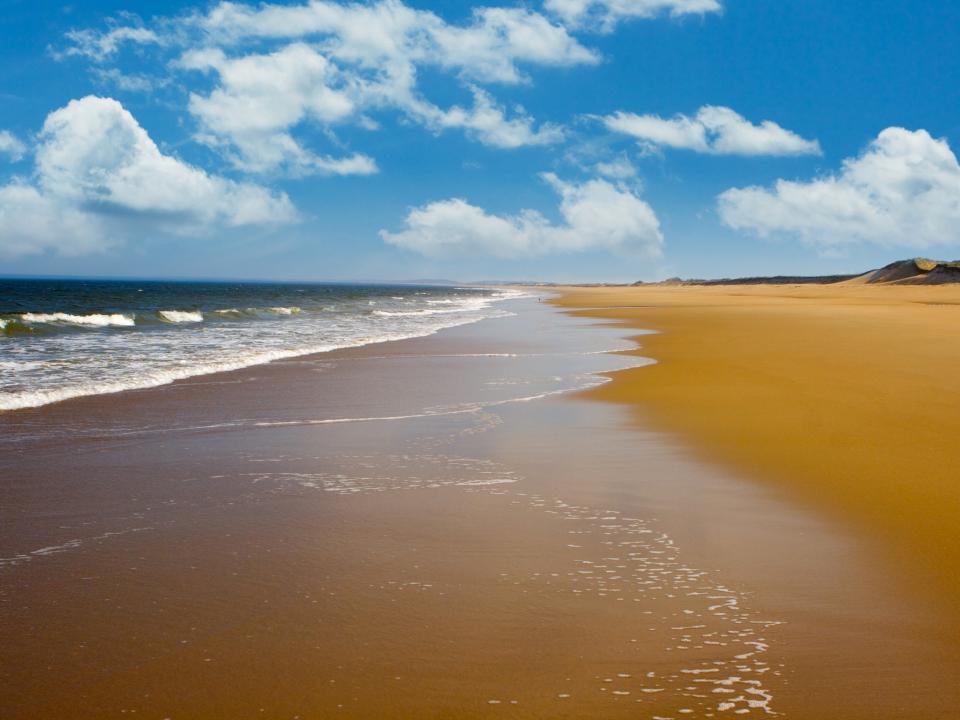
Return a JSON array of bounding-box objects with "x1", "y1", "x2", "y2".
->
[{"x1": 1, "y1": 0, "x2": 959, "y2": 283}]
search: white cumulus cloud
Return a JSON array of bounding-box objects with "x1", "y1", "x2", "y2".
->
[
  {"x1": 603, "y1": 105, "x2": 821, "y2": 156},
  {"x1": 718, "y1": 127, "x2": 960, "y2": 249},
  {"x1": 0, "y1": 130, "x2": 27, "y2": 161},
  {"x1": 181, "y1": 44, "x2": 376, "y2": 174},
  {"x1": 195, "y1": 2, "x2": 599, "y2": 84},
  {"x1": 545, "y1": 0, "x2": 722, "y2": 32},
  {"x1": 64, "y1": 1, "x2": 599, "y2": 168},
  {"x1": 420, "y1": 87, "x2": 565, "y2": 149},
  {"x1": 0, "y1": 96, "x2": 296, "y2": 258},
  {"x1": 381, "y1": 173, "x2": 662, "y2": 257},
  {"x1": 180, "y1": 2, "x2": 591, "y2": 162}
]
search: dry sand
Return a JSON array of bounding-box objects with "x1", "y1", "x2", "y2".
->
[{"x1": 554, "y1": 283, "x2": 960, "y2": 619}]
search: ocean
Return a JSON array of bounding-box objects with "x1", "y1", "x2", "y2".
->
[{"x1": 0, "y1": 278, "x2": 522, "y2": 411}]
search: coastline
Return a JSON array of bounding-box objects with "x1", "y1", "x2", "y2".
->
[
  {"x1": 553, "y1": 283, "x2": 960, "y2": 619},
  {"x1": 3, "y1": 295, "x2": 960, "y2": 718}
]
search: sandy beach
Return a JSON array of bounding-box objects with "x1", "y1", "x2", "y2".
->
[
  {"x1": 4, "y1": 0, "x2": 958, "y2": 715},
  {"x1": 3, "y1": 295, "x2": 959, "y2": 718},
  {"x1": 556, "y1": 284, "x2": 960, "y2": 624}
]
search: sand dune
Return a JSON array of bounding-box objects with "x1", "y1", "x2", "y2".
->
[
  {"x1": 844, "y1": 258, "x2": 960, "y2": 285},
  {"x1": 627, "y1": 257, "x2": 960, "y2": 287}
]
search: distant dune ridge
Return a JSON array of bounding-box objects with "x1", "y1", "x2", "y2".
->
[
  {"x1": 637, "y1": 258, "x2": 960, "y2": 286},
  {"x1": 850, "y1": 257, "x2": 960, "y2": 285}
]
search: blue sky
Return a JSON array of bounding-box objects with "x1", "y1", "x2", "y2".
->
[{"x1": 1, "y1": 0, "x2": 959, "y2": 282}]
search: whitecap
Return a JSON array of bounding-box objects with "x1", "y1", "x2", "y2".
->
[
  {"x1": 20, "y1": 312, "x2": 135, "y2": 327},
  {"x1": 158, "y1": 310, "x2": 203, "y2": 323}
]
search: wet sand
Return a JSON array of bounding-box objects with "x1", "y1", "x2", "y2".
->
[{"x1": 2, "y1": 297, "x2": 959, "y2": 718}]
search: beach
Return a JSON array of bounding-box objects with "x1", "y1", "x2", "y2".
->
[
  {"x1": 555, "y1": 284, "x2": 960, "y2": 614},
  {"x1": 2, "y1": 293, "x2": 960, "y2": 718}
]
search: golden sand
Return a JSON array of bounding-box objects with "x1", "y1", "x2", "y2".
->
[{"x1": 554, "y1": 283, "x2": 960, "y2": 615}]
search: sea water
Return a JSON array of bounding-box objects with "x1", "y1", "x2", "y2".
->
[{"x1": 0, "y1": 278, "x2": 522, "y2": 410}]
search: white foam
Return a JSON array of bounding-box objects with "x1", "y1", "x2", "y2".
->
[
  {"x1": 20, "y1": 312, "x2": 135, "y2": 327},
  {"x1": 158, "y1": 310, "x2": 203, "y2": 323},
  {"x1": 373, "y1": 305, "x2": 479, "y2": 318},
  {"x1": 0, "y1": 527, "x2": 152, "y2": 567},
  {"x1": 0, "y1": 344, "x2": 338, "y2": 411},
  {"x1": 455, "y1": 478, "x2": 517, "y2": 486},
  {"x1": 249, "y1": 382, "x2": 615, "y2": 429}
]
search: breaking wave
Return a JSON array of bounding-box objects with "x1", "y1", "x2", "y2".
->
[
  {"x1": 20, "y1": 312, "x2": 136, "y2": 327},
  {"x1": 0, "y1": 286, "x2": 527, "y2": 411},
  {"x1": 158, "y1": 310, "x2": 203, "y2": 323}
]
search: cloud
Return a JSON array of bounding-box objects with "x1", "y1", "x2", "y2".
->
[
  {"x1": 594, "y1": 154, "x2": 638, "y2": 179},
  {"x1": 603, "y1": 106, "x2": 822, "y2": 156},
  {"x1": 0, "y1": 130, "x2": 27, "y2": 161},
  {"x1": 381, "y1": 173, "x2": 662, "y2": 257},
  {"x1": 63, "y1": 1, "x2": 598, "y2": 168},
  {"x1": 420, "y1": 87, "x2": 565, "y2": 149},
  {"x1": 60, "y1": 24, "x2": 162, "y2": 62},
  {"x1": 181, "y1": 44, "x2": 376, "y2": 174},
  {"x1": 0, "y1": 181, "x2": 106, "y2": 257},
  {"x1": 178, "y1": 10, "x2": 576, "y2": 167},
  {"x1": 195, "y1": 2, "x2": 599, "y2": 84},
  {"x1": 545, "y1": 0, "x2": 722, "y2": 32},
  {"x1": 422, "y1": 6, "x2": 601, "y2": 83},
  {"x1": 185, "y1": 2, "x2": 591, "y2": 157},
  {"x1": 92, "y1": 67, "x2": 166, "y2": 93},
  {"x1": 0, "y1": 96, "x2": 296, "y2": 258},
  {"x1": 718, "y1": 127, "x2": 960, "y2": 249}
]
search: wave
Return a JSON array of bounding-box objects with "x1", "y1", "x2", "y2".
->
[
  {"x1": 213, "y1": 306, "x2": 301, "y2": 319},
  {"x1": 3, "y1": 306, "x2": 303, "y2": 332},
  {"x1": 0, "y1": 318, "x2": 38, "y2": 337},
  {"x1": 0, "y1": 345, "x2": 335, "y2": 411},
  {"x1": 373, "y1": 308, "x2": 478, "y2": 318},
  {"x1": 158, "y1": 310, "x2": 203, "y2": 323},
  {"x1": 1, "y1": 289, "x2": 530, "y2": 411},
  {"x1": 0, "y1": 307, "x2": 516, "y2": 412},
  {"x1": 372, "y1": 299, "x2": 493, "y2": 318},
  {"x1": 213, "y1": 308, "x2": 245, "y2": 318},
  {"x1": 19, "y1": 312, "x2": 136, "y2": 327},
  {"x1": 373, "y1": 309, "x2": 433, "y2": 317}
]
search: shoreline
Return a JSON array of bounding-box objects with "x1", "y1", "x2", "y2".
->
[
  {"x1": 552, "y1": 283, "x2": 960, "y2": 621},
  {"x1": 4, "y1": 296, "x2": 960, "y2": 718}
]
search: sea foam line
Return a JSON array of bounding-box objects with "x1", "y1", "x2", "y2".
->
[{"x1": 248, "y1": 365, "x2": 652, "y2": 430}]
